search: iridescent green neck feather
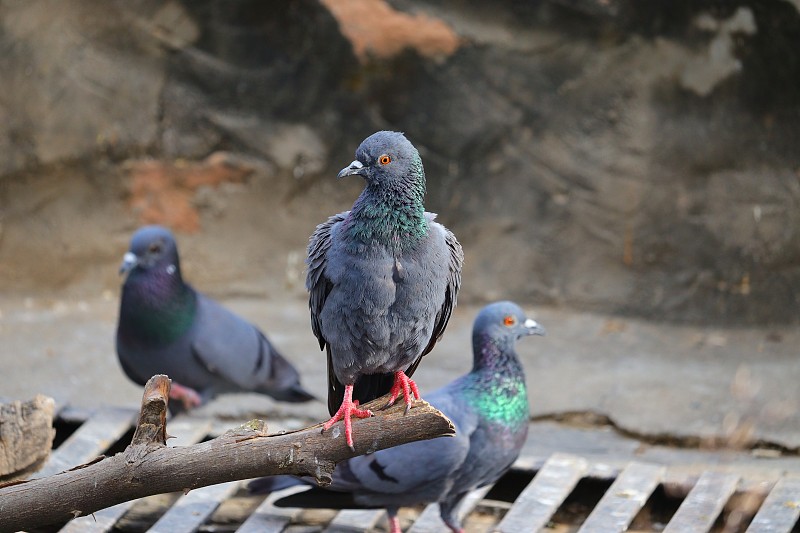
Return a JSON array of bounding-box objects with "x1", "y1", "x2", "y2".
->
[
  {"x1": 346, "y1": 154, "x2": 428, "y2": 250},
  {"x1": 119, "y1": 269, "x2": 196, "y2": 345},
  {"x1": 467, "y1": 375, "x2": 529, "y2": 427},
  {"x1": 464, "y1": 334, "x2": 530, "y2": 427}
]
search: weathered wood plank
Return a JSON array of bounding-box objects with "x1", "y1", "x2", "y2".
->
[
  {"x1": 578, "y1": 461, "x2": 665, "y2": 533},
  {"x1": 0, "y1": 395, "x2": 55, "y2": 479},
  {"x1": 236, "y1": 485, "x2": 309, "y2": 533},
  {"x1": 495, "y1": 453, "x2": 589, "y2": 533},
  {"x1": 407, "y1": 485, "x2": 492, "y2": 533},
  {"x1": 61, "y1": 501, "x2": 132, "y2": 533},
  {"x1": 664, "y1": 471, "x2": 739, "y2": 533},
  {"x1": 59, "y1": 418, "x2": 213, "y2": 533},
  {"x1": 166, "y1": 418, "x2": 213, "y2": 448},
  {"x1": 33, "y1": 407, "x2": 136, "y2": 479},
  {"x1": 148, "y1": 480, "x2": 241, "y2": 533},
  {"x1": 746, "y1": 474, "x2": 800, "y2": 533},
  {"x1": 324, "y1": 509, "x2": 386, "y2": 532}
]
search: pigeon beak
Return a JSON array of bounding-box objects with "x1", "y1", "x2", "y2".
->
[
  {"x1": 337, "y1": 160, "x2": 365, "y2": 179},
  {"x1": 119, "y1": 252, "x2": 139, "y2": 275},
  {"x1": 523, "y1": 318, "x2": 546, "y2": 336}
]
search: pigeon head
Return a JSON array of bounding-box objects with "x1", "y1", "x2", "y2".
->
[
  {"x1": 339, "y1": 132, "x2": 429, "y2": 247},
  {"x1": 117, "y1": 225, "x2": 195, "y2": 346},
  {"x1": 119, "y1": 225, "x2": 181, "y2": 277},
  {"x1": 338, "y1": 131, "x2": 425, "y2": 192},
  {"x1": 472, "y1": 301, "x2": 545, "y2": 369},
  {"x1": 473, "y1": 301, "x2": 546, "y2": 342}
]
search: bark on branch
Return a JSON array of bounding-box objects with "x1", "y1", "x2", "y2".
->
[{"x1": 0, "y1": 375, "x2": 455, "y2": 532}]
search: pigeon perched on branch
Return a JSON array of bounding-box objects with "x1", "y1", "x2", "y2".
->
[
  {"x1": 116, "y1": 225, "x2": 314, "y2": 413},
  {"x1": 267, "y1": 301, "x2": 544, "y2": 533},
  {"x1": 306, "y1": 131, "x2": 464, "y2": 449}
]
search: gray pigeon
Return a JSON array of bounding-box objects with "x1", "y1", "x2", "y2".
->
[
  {"x1": 116, "y1": 225, "x2": 314, "y2": 413},
  {"x1": 269, "y1": 301, "x2": 545, "y2": 533},
  {"x1": 306, "y1": 131, "x2": 464, "y2": 449}
]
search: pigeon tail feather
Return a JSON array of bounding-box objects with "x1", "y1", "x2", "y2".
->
[
  {"x1": 267, "y1": 383, "x2": 318, "y2": 403},
  {"x1": 273, "y1": 486, "x2": 368, "y2": 509},
  {"x1": 247, "y1": 475, "x2": 304, "y2": 495}
]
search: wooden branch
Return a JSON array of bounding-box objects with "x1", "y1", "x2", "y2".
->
[{"x1": 0, "y1": 375, "x2": 454, "y2": 532}]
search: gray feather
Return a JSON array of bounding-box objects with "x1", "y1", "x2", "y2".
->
[
  {"x1": 116, "y1": 225, "x2": 314, "y2": 412},
  {"x1": 273, "y1": 301, "x2": 543, "y2": 532},
  {"x1": 305, "y1": 132, "x2": 464, "y2": 415}
]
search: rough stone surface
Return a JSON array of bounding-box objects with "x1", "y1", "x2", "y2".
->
[
  {"x1": 1, "y1": 0, "x2": 799, "y2": 326},
  {"x1": 320, "y1": 0, "x2": 461, "y2": 61},
  {"x1": 127, "y1": 152, "x2": 255, "y2": 232},
  {"x1": 0, "y1": 0, "x2": 170, "y2": 173}
]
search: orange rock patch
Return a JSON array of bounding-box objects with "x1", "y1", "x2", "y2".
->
[
  {"x1": 320, "y1": 0, "x2": 460, "y2": 61},
  {"x1": 127, "y1": 152, "x2": 253, "y2": 233}
]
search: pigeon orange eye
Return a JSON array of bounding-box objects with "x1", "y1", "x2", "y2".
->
[
  {"x1": 379, "y1": 155, "x2": 392, "y2": 165},
  {"x1": 149, "y1": 243, "x2": 162, "y2": 254},
  {"x1": 503, "y1": 315, "x2": 516, "y2": 327}
]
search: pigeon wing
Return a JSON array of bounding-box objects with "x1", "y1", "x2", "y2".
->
[
  {"x1": 306, "y1": 211, "x2": 348, "y2": 350},
  {"x1": 189, "y1": 293, "x2": 276, "y2": 391},
  {"x1": 345, "y1": 389, "x2": 476, "y2": 496},
  {"x1": 306, "y1": 211, "x2": 352, "y2": 414},
  {"x1": 405, "y1": 218, "x2": 464, "y2": 379}
]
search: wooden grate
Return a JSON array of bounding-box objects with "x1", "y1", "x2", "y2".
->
[{"x1": 19, "y1": 409, "x2": 800, "y2": 533}]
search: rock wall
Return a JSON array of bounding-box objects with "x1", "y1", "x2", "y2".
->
[{"x1": 1, "y1": 0, "x2": 798, "y2": 324}]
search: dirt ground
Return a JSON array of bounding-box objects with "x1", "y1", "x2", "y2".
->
[{"x1": 2, "y1": 290, "x2": 798, "y2": 451}]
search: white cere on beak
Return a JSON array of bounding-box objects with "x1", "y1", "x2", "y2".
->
[
  {"x1": 166, "y1": 264, "x2": 176, "y2": 275},
  {"x1": 123, "y1": 252, "x2": 137, "y2": 265},
  {"x1": 524, "y1": 319, "x2": 539, "y2": 329},
  {"x1": 349, "y1": 160, "x2": 364, "y2": 169}
]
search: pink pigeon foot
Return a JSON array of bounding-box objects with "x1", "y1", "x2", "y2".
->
[
  {"x1": 389, "y1": 515, "x2": 402, "y2": 533},
  {"x1": 385, "y1": 371, "x2": 421, "y2": 414},
  {"x1": 169, "y1": 382, "x2": 202, "y2": 410},
  {"x1": 322, "y1": 384, "x2": 374, "y2": 450}
]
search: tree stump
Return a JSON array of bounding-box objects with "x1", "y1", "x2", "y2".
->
[{"x1": 0, "y1": 395, "x2": 55, "y2": 481}]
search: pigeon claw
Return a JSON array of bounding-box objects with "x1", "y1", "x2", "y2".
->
[
  {"x1": 388, "y1": 515, "x2": 402, "y2": 533},
  {"x1": 169, "y1": 382, "x2": 203, "y2": 410},
  {"x1": 322, "y1": 385, "x2": 373, "y2": 450},
  {"x1": 384, "y1": 371, "x2": 421, "y2": 414}
]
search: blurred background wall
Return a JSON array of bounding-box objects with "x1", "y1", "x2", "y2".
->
[{"x1": 0, "y1": 0, "x2": 798, "y2": 325}]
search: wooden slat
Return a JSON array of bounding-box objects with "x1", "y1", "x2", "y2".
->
[
  {"x1": 149, "y1": 481, "x2": 241, "y2": 533},
  {"x1": 746, "y1": 474, "x2": 800, "y2": 533},
  {"x1": 237, "y1": 485, "x2": 309, "y2": 533},
  {"x1": 496, "y1": 453, "x2": 589, "y2": 533},
  {"x1": 34, "y1": 407, "x2": 136, "y2": 479},
  {"x1": 324, "y1": 509, "x2": 386, "y2": 532},
  {"x1": 512, "y1": 455, "x2": 541, "y2": 472},
  {"x1": 407, "y1": 485, "x2": 492, "y2": 533},
  {"x1": 148, "y1": 480, "x2": 241, "y2": 533},
  {"x1": 59, "y1": 418, "x2": 212, "y2": 533},
  {"x1": 578, "y1": 461, "x2": 665, "y2": 533},
  {"x1": 664, "y1": 471, "x2": 740, "y2": 533},
  {"x1": 166, "y1": 418, "x2": 213, "y2": 448},
  {"x1": 60, "y1": 502, "x2": 131, "y2": 533}
]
